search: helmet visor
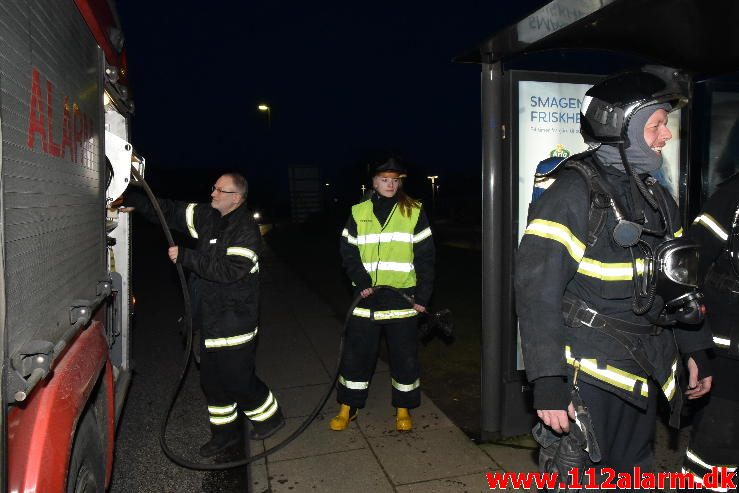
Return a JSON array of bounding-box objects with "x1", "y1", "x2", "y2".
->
[{"x1": 662, "y1": 246, "x2": 699, "y2": 287}]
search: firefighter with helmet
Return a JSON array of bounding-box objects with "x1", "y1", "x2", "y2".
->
[
  {"x1": 681, "y1": 173, "x2": 739, "y2": 489},
  {"x1": 514, "y1": 67, "x2": 714, "y2": 482},
  {"x1": 333, "y1": 158, "x2": 435, "y2": 432}
]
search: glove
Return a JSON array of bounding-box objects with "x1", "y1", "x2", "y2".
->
[
  {"x1": 119, "y1": 187, "x2": 149, "y2": 211},
  {"x1": 534, "y1": 421, "x2": 589, "y2": 492}
]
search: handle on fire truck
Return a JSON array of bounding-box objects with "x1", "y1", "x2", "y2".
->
[{"x1": 11, "y1": 280, "x2": 113, "y2": 403}]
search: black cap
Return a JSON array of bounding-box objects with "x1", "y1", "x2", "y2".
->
[{"x1": 373, "y1": 157, "x2": 407, "y2": 176}]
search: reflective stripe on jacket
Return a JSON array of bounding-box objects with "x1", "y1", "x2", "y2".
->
[{"x1": 688, "y1": 173, "x2": 739, "y2": 357}]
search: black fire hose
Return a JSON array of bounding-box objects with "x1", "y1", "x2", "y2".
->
[{"x1": 128, "y1": 166, "x2": 448, "y2": 470}]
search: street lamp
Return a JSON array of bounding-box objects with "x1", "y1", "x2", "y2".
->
[
  {"x1": 427, "y1": 175, "x2": 438, "y2": 212},
  {"x1": 257, "y1": 103, "x2": 271, "y2": 129}
]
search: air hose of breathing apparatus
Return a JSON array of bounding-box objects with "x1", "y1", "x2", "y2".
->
[{"x1": 128, "y1": 166, "x2": 451, "y2": 470}]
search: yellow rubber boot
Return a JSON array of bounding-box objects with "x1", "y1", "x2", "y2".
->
[
  {"x1": 395, "y1": 407, "x2": 412, "y2": 432},
  {"x1": 329, "y1": 404, "x2": 357, "y2": 431}
]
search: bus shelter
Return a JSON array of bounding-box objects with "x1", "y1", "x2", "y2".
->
[{"x1": 456, "y1": 0, "x2": 739, "y2": 439}]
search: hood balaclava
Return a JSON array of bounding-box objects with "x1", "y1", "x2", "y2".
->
[{"x1": 594, "y1": 103, "x2": 672, "y2": 174}]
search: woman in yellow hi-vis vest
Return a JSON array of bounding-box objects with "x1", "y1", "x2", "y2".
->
[{"x1": 333, "y1": 158, "x2": 435, "y2": 432}]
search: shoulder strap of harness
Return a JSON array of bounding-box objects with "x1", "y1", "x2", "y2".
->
[{"x1": 563, "y1": 159, "x2": 613, "y2": 247}]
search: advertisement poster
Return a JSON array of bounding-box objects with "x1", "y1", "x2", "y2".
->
[{"x1": 517, "y1": 80, "x2": 594, "y2": 242}]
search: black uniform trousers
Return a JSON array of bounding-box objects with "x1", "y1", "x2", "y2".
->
[
  {"x1": 200, "y1": 339, "x2": 274, "y2": 438},
  {"x1": 578, "y1": 381, "x2": 658, "y2": 491},
  {"x1": 681, "y1": 355, "x2": 739, "y2": 492},
  {"x1": 337, "y1": 315, "x2": 420, "y2": 409}
]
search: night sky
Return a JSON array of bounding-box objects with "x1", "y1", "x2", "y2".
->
[{"x1": 116, "y1": 1, "x2": 549, "y2": 210}]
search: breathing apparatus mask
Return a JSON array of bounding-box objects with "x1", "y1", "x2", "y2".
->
[
  {"x1": 649, "y1": 238, "x2": 703, "y2": 324},
  {"x1": 581, "y1": 66, "x2": 703, "y2": 324}
]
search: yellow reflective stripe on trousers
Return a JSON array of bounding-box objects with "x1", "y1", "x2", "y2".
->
[
  {"x1": 341, "y1": 228, "x2": 358, "y2": 245},
  {"x1": 694, "y1": 213, "x2": 728, "y2": 242},
  {"x1": 661, "y1": 359, "x2": 678, "y2": 401},
  {"x1": 565, "y1": 346, "x2": 649, "y2": 397},
  {"x1": 208, "y1": 403, "x2": 237, "y2": 415},
  {"x1": 352, "y1": 308, "x2": 372, "y2": 318},
  {"x1": 674, "y1": 227, "x2": 684, "y2": 238},
  {"x1": 208, "y1": 402, "x2": 238, "y2": 425},
  {"x1": 714, "y1": 336, "x2": 731, "y2": 347},
  {"x1": 186, "y1": 203, "x2": 198, "y2": 239},
  {"x1": 577, "y1": 258, "x2": 645, "y2": 281},
  {"x1": 686, "y1": 448, "x2": 737, "y2": 471},
  {"x1": 351, "y1": 308, "x2": 418, "y2": 320},
  {"x1": 392, "y1": 378, "x2": 420, "y2": 392},
  {"x1": 524, "y1": 219, "x2": 585, "y2": 262},
  {"x1": 245, "y1": 391, "x2": 279, "y2": 422},
  {"x1": 204, "y1": 327, "x2": 258, "y2": 349},
  {"x1": 338, "y1": 375, "x2": 369, "y2": 390}
]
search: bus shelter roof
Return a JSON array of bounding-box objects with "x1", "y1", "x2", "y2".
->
[{"x1": 456, "y1": 0, "x2": 739, "y2": 75}]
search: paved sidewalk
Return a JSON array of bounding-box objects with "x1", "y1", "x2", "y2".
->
[
  {"x1": 251, "y1": 246, "x2": 688, "y2": 492},
  {"x1": 251, "y1": 247, "x2": 511, "y2": 492}
]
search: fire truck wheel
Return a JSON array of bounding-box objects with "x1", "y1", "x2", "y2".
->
[{"x1": 66, "y1": 408, "x2": 105, "y2": 493}]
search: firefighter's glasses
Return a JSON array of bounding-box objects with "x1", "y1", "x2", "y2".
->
[{"x1": 212, "y1": 186, "x2": 239, "y2": 194}]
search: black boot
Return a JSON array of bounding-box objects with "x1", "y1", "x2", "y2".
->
[
  {"x1": 249, "y1": 407, "x2": 285, "y2": 440},
  {"x1": 199, "y1": 429, "x2": 243, "y2": 458}
]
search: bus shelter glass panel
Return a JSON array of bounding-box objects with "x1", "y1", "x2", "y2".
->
[{"x1": 705, "y1": 91, "x2": 739, "y2": 198}]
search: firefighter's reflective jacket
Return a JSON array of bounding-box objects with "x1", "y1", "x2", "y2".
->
[
  {"x1": 689, "y1": 172, "x2": 739, "y2": 359},
  {"x1": 340, "y1": 193, "x2": 434, "y2": 321},
  {"x1": 514, "y1": 158, "x2": 713, "y2": 411},
  {"x1": 129, "y1": 192, "x2": 261, "y2": 349}
]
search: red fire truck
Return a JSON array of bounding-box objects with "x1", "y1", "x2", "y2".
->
[{"x1": 1, "y1": 1, "x2": 140, "y2": 490}]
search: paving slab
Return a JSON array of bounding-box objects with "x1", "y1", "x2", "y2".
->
[
  {"x1": 250, "y1": 247, "x2": 502, "y2": 492},
  {"x1": 263, "y1": 416, "x2": 367, "y2": 463},
  {"x1": 299, "y1": 323, "x2": 344, "y2": 371},
  {"x1": 257, "y1": 321, "x2": 317, "y2": 355},
  {"x1": 479, "y1": 442, "x2": 538, "y2": 473},
  {"x1": 248, "y1": 441, "x2": 270, "y2": 493},
  {"x1": 273, "y1": 384, "x2": 335, "y2": 419},
  {"x1": 256, "y1": 343, "x2": 332, "y2": 389},
  {"x1": 367, "y1": 426, "x2": 494, "y2": 485},
  {"x1": 268, "y1": 448, "x2": 395, "y2": 493},
  {"x1": 396, "y1": 471, "x2": 503, "y2": 493}
]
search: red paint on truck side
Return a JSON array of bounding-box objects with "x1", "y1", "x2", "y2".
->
[
  {"x1": 6, "y1": 321, "x2": 111, "y2": 493},
  {"x1": 73, "y1": 0, "x2": 129, "y2": 83}
]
